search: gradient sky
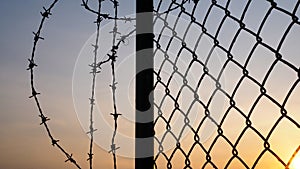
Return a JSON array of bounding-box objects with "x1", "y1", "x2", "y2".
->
[
  {"x1": 0, "y1": 0, "x2": 135, "y2": 169},
  {"x1": 0, "y1": 0, "x2": 299, "y2": 169}
]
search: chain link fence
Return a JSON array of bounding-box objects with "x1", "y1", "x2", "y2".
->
[{"x1": 153, "y1": 0, "x2": 300, "y2": 168}]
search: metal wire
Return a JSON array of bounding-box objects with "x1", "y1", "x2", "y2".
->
[
  {"x1": 108, "y1": 1, "x2": 122, "y2": 169},
  {"x1": 84, "y1": 1, "x2": 102, "y2": 169},
  {"x1": 153, "y1": 0, "x2": 300, "y2": 168},
  {"x1": 28, "y1": 0, "x2": 82, "y2": 168},
  {"x1": 86, "y1": 1, "x2": 135, "y2": 168},
  {"x1": 29, "y1": 0, "x2": 135, "y2": 168}
]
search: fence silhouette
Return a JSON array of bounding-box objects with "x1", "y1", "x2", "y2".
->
[
  {"x1": 28, "y1": 0, "x2": 300, "y2": 168},
  {"x1": 152, "y1": 0, "x2": 300, "y2": 168}
]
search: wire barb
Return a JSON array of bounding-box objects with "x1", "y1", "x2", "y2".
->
[
  {"x1": 39, "y1": 114, "x2": 50, "y2": 125},
  {"x1": 33, "y1": 32, "x2": 44, "y2": 41},
  {"x1": 29, "y1": 89, "x2": 40, "y2": 98},
  {"x1": 27, "y1": 59, "x2": 37, "y2": 70},
  {"x1": 51, "y1": 139, "x2": 59, "y2": 146},
  {"x1": 108, "y1": 143, "x2": 120, "y2": 154},
  {"x1": 65, "y1": 154, "x2": 76, "y2": 164},
  {"x1": 87, "y1": 153, "x2": 94, "y2": 161},
  {"x1": 86, "y1": 126, "x2": 98, "y2": 135},
  {"x1": 40, "y1": 7, "x2": 52, "y2": 18},
  {"x1": 110, "y1": 113, "x2": 122, "y2": 120}
]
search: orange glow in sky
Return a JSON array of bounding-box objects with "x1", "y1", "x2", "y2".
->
[{"x1": 290, "y1": 153, "x2": 300, "y2": 169}]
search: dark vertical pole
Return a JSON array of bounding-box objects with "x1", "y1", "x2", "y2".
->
[{"x1": 135, "y1": 0, "x2": 154, "y2": 169}]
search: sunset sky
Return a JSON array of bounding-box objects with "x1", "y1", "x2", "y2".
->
[
  {"x1": 0, "y1": 0, "x2": 300, "y2": 169},
  {"x1": 0, "y1": 1, "x2": 134, "y2": 168}
]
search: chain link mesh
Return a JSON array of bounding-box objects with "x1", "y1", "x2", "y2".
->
[{"x1": 153, "y1": 0, "x2": 300, "y2": 168}]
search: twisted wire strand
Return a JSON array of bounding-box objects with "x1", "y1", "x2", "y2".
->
[
  {"x1": 28, "y1": 0, "x2": 81, "y2": 168},
  {"x1": 86, "y1": 1, "x2": 103, "y2": 169},
  {"x1": 108, "y1": 1, "x2": 121, "y2": 168}
]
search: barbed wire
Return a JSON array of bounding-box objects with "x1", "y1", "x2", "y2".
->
[
  {"x1": 28, "y1": 0, "x2": 136, "y2": 168},
  {"x1": 27, "y1": 0, "x2": 82, "y2": 168},
  {"x1": 81, "y1": 0, "x2": 136, "y2": 169},
  {"x1": 153, "y1": 0, "x2": 300, "y2": 168},
  {"x1": 85, "y1": 1, "x2": 102, "y2": 169},
  {"x1": 107, "y1": 1, "x2": 121, "y2": 169},
  {"x1": 81, "y1": 0, "x2": 135, "y2": 22}
]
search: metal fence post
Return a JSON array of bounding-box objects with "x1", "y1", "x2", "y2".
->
[{"x1": 135, "y1": 0, "x2": 154, "y2": 169}]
